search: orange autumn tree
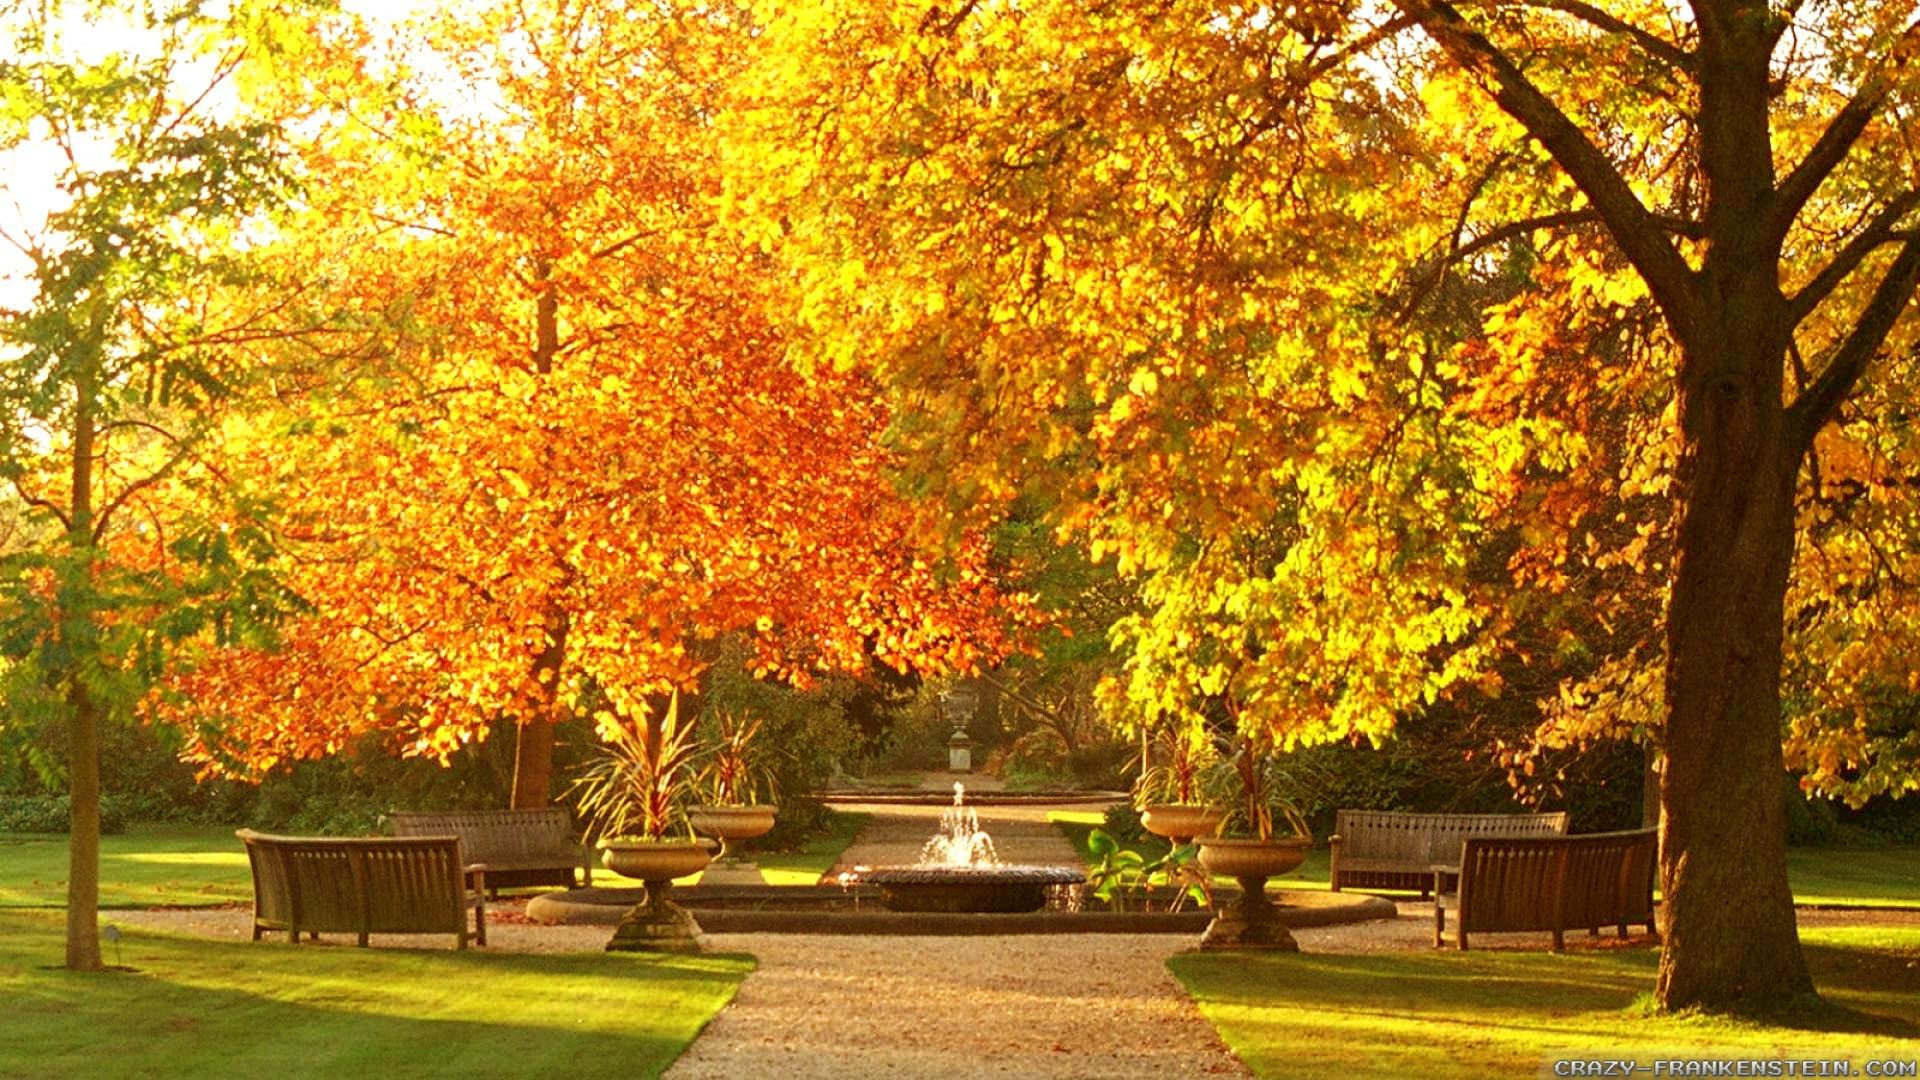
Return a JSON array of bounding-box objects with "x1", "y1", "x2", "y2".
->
[
  {"x1": 155, "y1": 0, "x2": 1026, "y2": 798},
  {"x1": 727, "y1": 0, "x2": 1920, "y2": 1009}
]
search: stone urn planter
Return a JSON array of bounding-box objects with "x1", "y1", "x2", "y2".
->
[
  {"x1": 687, "y1": 805, "x2": 778, "y2": 885},
  {"x1": 1195, "y1": 835, "x2": 1311, "y2": 951},
  {"x1": 601, "y1": 839, "x2": 713, "y2": 952},
  {"x1": 1139, "y1": 803, "x2": 1227, "y2": 845}
]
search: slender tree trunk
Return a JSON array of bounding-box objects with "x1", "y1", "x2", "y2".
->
[
  {"x1": 1656, "y1": 322, "x2": 1812, "y2": 1007},
  {"x1": 63, "y1": 352, "x2": 102, "y2": 972}
]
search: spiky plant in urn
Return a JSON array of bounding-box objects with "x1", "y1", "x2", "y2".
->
[
  {"x1": 570, "y1": 692, "x2": 711, "y2": 952},
  {"x1": 687, "y1": 710, "x2": 779, "y2": 885},
  {"x1": 1135, "y1": 722, "x2": 1226, "y2": 845},
  {"x1": 1194, "y1": 725, "x2": 1312, "y2": 952}
]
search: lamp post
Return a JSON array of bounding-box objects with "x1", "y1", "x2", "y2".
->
[{"x1": 941, "y1": 684, "x2": 978, "y2": 774}]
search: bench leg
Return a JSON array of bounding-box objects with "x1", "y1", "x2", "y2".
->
[
  {"x1": 1618, "y1": 922, "x2": 1628, "y2": 939},
  {"x1": 1551, "y1": 928, "x2": 1564, "y2": 951},
  {"x1": 286, "y1": 928, "x2": 299, "y2": 944},
  {"x1": 1457, "y1": 929, "x2": 1469, "y2": 952},
  {"x1": 358, "y1": 931, "x2": 369, "y2": 948},
  {"x1": 308, "y1": 931, "x2": 319, "y2": 942},
  {"x1": 475, "y1": 902, "x2": 487, "y2": 948},
  {"x1": 252, "y1": 924, "x2": 263, "y2": 942}
]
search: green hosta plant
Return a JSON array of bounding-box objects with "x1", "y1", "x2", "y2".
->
[
  {"x1": 1084, "y1": 827, "x2": 1147, "y2": 909},
  {"x1": 570, "y1": 693, "x2": 701, "y2": 841},
  {"x1": 1143, "y1": 842, "x2": 1212, "y2": 912}
]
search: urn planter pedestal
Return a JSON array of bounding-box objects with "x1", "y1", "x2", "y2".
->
[
  {"x1": 1195, "y1": 836, "x2": 1311, "y2": 952},
  {"x1": 601, "y1": 840, "x2": 713, "y2": 952},
  {"x1": 1139, "y1": 803, "x2": 1227, "y2": 846},
  {"x1": 687, "y1": 805, "x2": 778, "y2": 886}
]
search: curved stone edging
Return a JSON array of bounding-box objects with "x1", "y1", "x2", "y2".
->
[
  {"x1": 819, "y1": 790, "x2": 1128, "y2": 806},
  {"x1": 526, "y1": 884, "x2": 1395, "y2": 934}
]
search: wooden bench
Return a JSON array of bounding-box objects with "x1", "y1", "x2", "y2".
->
[
  {"x1": 1434, "y1": 828, "x2": 1658, "y2": 950},
  {"x1": 237, "y1": 830, "x2": 487, "y2": 949},
  {"x1": 390, "y1": 807, "x2": 590, "y2": 892},
  {"x1": 1329, "y1": 810, "x2": 1570, "y2": 895}
]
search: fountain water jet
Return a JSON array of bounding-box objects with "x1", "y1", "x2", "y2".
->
[{"x1": 861, "y1": 783, "x2": 1085, "y2": 913}]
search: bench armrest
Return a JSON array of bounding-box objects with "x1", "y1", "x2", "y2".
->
[{"x1": 464, "y1": 863, "x2": 488, "y2": 892}]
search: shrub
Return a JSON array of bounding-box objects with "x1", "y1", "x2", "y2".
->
[
  {"x1": 1100, "y1": 801, "x2": 1150, "y2": 847},
  {"x1": 0, "y1": 793, "x2": 133, "y2": 835}
]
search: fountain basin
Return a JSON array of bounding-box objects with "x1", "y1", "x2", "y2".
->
[{"x1": 862, "y1": 865, "x2": 1086, "y2": 913}]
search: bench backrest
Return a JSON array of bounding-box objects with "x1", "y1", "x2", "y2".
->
[
  {"x1": 390, "y1": 808, "x2": 575, "y2": 863},
  {"x1": 1336, "y1": 810, "x2": 1570, "y2": 866},
  {"x1": 237, "y1": 830, "x2": 468, "y2": 935},
  {"x1": 1458, "y1": 828, "x2": 1657, "y2": 935}
]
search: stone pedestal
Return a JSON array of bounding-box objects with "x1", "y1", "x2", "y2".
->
[
  {"x1": 947, "y1": 730, "x2": 974, "y2": 772},
  {"x1": 1199, "y1": 875, "x2": 1300, "y2": 951},
  {"x1": 606, "y1": 880, "x2": 703, "y2": 953},
  {"x1": 698, "y1": 858, "x2": 767, "y2": 886}
]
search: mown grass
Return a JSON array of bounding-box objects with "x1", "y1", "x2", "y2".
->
[
  {"x1": 1171, "y1": 927, "x2": 1920, "y2": 1080},
  {"x1": 0, "y1": 810, "x2": 871, "y2": 908},
  {"x1": 0, "y1": 909, "x2": 751, "y2": 1079},
  {"x1": 0, "y1": 825, "x2": 253, "y2": 909}
]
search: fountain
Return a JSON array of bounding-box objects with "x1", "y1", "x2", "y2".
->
[{"x1": 859, "y1": 784, "x2": 1085, "y2": 913}]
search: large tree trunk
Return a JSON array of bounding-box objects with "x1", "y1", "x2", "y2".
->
[
  {"x1": 510, "y1": 603, "x2": 570, "y2": 809},
  {"x1": 510, "y1": 273, "x2": 567, "y2": 811},
  {"x1": 1656, "y1": 326, "x2": 1812, "y2": 1007}
]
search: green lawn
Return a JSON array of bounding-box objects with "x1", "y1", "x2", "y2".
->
[
  {"x1": 1051, "y1": 813, "x2": 1920, "y2": 907},
  {"x1": 1172, "y1": 927, "x2": 1920, "y2": 1080},
  {"x1": 0, "y1": 811, "x2": 870, "y2": 908},
  {"x1": 1789, "y1": 847, "x2": 1920, "y2": 907},
  {"x1": 0, "y1": 909, "x2": 750, "y2": 1079},
  {"x1": 0, "y1": 825, "x2": 252, "y2": 909}
]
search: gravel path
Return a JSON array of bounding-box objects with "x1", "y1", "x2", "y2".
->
[{"x1": 663, "y1": 932, "x2": 1247, "y2": 1079}]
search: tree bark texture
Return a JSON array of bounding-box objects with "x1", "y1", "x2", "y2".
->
[
  {"x1": 63, "y1": 354, "x2": 102, "y2": 972},
  {"x1": 510, "y1": 603, "x2": 570, "y2": 810},
  {"x1": 1656, "y1": 319, "x2": 1813, "y2": 1006}
]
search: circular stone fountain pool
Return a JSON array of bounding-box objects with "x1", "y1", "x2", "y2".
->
[
  {"x1": 861, "y1": 865, "x2": 1085, "y2": 913},
  {"x1": 858, "y1": 783, "x2": 1086, "y2": 913}
]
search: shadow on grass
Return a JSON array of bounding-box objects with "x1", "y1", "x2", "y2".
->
[
  {"x1": 1, "y1": 912, "x2": 752, "y2": 1080},
  {"x1": 1172, "y1": 934, "x2": 1920, "y2": 1080}
]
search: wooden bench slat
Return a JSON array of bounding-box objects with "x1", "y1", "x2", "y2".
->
[{"x1": 237, "y1": 830, "x2": 486, "y2": 949}]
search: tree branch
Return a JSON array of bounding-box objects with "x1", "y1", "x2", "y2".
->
[
  {"x1": 1765, "y1": 19, "x2": 1920, "y2": 246},
  {"x1": 1786, "y1": 238, "x2": 1920, "y2": 450},
  {"x1": 1392, "y1": 0, "x2": 1700, "y2": 333},
  {"x1": 9, "y1": 475, "x2": 72, "y2": 532},
  {"x1": 1789, "y1": 189, "x2": 1920, "y2": 323},
  {"x1": 1524, "y1": 0, "x2": 1694, "y2": 70}
]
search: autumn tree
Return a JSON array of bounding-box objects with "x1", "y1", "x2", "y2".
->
[
  {"x1": 727, "y1": 0, "x2": 1920, "y2": 1008},
  {"x1": 0, "y1": 0, "x2": 314, "y2": 969},
  {"x1": 156, "y1": 0, "x2": 1029, "y2": 793}
]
